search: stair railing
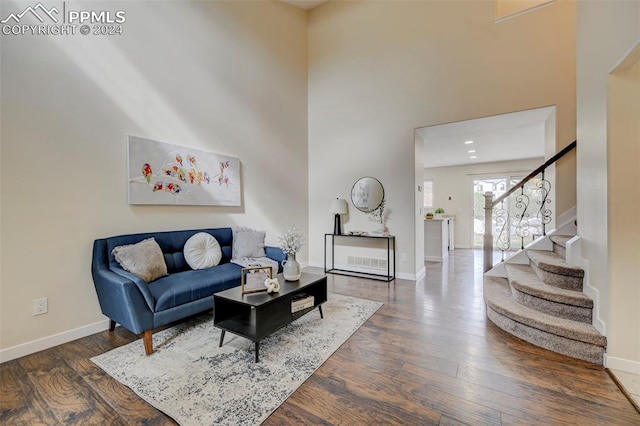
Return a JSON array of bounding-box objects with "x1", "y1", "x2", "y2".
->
[{"x1": 483, "y1": 140, "x2": 576, "y2": 272}]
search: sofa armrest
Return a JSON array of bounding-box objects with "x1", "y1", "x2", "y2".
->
[
  {"x1": 265, "y1": 246, "x2": 286, "y2": 273},
  {"x1": 91, "y1": 267, "x2": 154, "y2": 334},
  {"x1": 91, "y1": 239, "x2": 154, "y2": 334}
]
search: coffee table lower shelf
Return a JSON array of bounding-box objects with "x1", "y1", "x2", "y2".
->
[{"x1": 216, "y1": 305, "x2": 324, "y2": 363}]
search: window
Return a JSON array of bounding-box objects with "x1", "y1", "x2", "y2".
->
[{"x1": 423, "y1": 180, "x2": 434, "y2": 207}]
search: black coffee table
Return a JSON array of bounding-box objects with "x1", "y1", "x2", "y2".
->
[{"x1": 213, "y1": 272, "x2": 327, "y2": 362}]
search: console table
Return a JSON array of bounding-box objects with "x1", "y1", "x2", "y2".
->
[{"x1": 324, "y1": 233, "x2": 396, "y2": 282}]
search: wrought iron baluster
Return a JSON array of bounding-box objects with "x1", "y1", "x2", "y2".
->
[
  {"x1": 514, "y1": 186, "x2": 530, "y2": 250},
  {"x1": 494, "y1": 200, "x2": 509, "y2": 262},
  {"x1": 536, "y1": 171, "x2": 552, "y2": 236},
  {"x1": 485, "y1": 141, "x2": 575, "y2": 271}
]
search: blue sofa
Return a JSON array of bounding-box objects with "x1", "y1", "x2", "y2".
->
[{"x1": 91, "y1": 227, "x2": 285, "y2": 354}]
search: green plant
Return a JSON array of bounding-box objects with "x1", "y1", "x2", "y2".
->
[{"x1": 434, "y1": 207, "x2": 445, "y2": 214}]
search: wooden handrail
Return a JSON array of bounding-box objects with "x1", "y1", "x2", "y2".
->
[{"x1": 492, "y1": 140, "x2": 576, "y2": 207}]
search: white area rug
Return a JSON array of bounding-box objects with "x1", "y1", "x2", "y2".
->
[{"x1": 92, "y1": 293, "x2": 382, "y2": 425}]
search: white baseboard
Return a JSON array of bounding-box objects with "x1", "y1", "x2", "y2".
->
[
  {"x1": 565, "y1": 236, "x2": 582, "y2": 267},
  {"x1": 0, "y1": 319, "x2": 110, "y2": 364},
  {"x1": 415, "y1": 265, "x2": 426, "y2": 281},
  {"x1": 580, "y1": 257, "x2": 607, "y2": 335},
  {"x1": 424, "y1": 255, "x2": 447, "y2": 262},
  {"x1": 307, "y1": 261, "x2": 325, "y2": 270},
  {"x1": 396, "y1": 271, "x2": 416, "y2": 280},
  {"x1": 557, "y1": 206, "x2": 577, "y2": 230},
  {"x1": 605, "y1": 354, "x2": 640, "y2": 374}
]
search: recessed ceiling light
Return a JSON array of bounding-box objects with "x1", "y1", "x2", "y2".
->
[
  {"x1": 470, "y1": 155, "x2": 477, "y2": 159},
  {"x1": 468, "y1": 150, "x2": 476, "y2": 153},
  {"x1": 465, "y1": 140, "x2": 474, "y2": 144}
]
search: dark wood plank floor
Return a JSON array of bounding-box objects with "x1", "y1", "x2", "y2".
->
[{"x1": 1, "y1": 250, "x2": 638, "y2": 425}]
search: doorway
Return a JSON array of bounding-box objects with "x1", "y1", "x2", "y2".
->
[{"x1": 415, "y1": 106, "x2": 556, "y2": 274}]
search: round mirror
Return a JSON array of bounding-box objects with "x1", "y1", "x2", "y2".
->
[{"x1": 351, "y1": 177, "x2": 384, "y2": 212}]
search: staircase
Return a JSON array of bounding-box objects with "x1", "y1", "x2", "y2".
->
[{"x1": 483, "y1": 234, "x2": 607, "y2": 364}]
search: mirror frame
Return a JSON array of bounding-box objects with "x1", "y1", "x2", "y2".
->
[{"x1": 350, "y1": 177, "x2": 385, "y2": 213}]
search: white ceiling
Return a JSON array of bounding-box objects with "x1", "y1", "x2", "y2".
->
[
  {"x1": 418, "y1": 106, "x2": 554, "y2": 169},
  {"x1": 280, "y1": 0, "x2": 327, "y2": 10}
]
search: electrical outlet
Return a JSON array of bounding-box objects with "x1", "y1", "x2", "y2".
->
[
  {"x1": 401, "y1": 253, "x2": 408, "y2": 262},
  {"x1": 33, "y1": 297, "x2": 48, "y2": 316}
]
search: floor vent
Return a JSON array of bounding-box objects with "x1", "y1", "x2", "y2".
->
[{"x1": 347, "y1": 256, "x2": 387, "y2": 270}]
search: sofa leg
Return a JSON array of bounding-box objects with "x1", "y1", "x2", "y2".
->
[
  {"x1": 109, "y1": 320, "x2": 116, "y2": 332},
  {"x1": 142, "y1": 331, "x2": 154, "y2": 355}
]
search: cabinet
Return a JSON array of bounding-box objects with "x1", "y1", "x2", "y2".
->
[{"x1": 424, "y1": 217, "x2": 454, "y2": 262}]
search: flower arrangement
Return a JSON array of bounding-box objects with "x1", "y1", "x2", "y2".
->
[
  {"x1": 368, "y1": 199, "x2": 386, "y2": 225},
  {"x1": 278, "y1": 225, "x2": 304, "y2": 256}
]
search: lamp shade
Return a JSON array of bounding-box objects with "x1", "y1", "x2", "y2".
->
[{"x1": 329, "y1": 198, "x2": 348, "y2": 215}]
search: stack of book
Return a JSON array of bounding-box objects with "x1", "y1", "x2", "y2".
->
[{"x1": 291, "y1": 294, "x2": 314, "y2": 313}]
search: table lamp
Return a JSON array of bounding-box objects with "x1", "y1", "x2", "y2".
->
[{"x1": 329, "y1": 198, "x2": 348, "y2": 235}]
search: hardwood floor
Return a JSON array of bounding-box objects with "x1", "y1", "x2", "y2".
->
[{"x1": 2, "y1": 250, "x2": 638, "y2": 425}]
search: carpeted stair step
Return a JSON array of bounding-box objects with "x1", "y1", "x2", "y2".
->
[
  {"x1": 527, "y1": 249, "x2": 584, "y2": 291},
  {"x1": 549, "y1": 235, "x2": 572, "y2": 258},
  {"x1": 505, "y1": 264, "x2": 593, "y2": 323},
  {"x1": 484, "y1": 276, "x2": 606, "y2": 364}
]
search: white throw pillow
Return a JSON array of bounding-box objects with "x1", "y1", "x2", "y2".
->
[
  {"x1": 112, "y1": 238, "x2": 168, "y2": 283},
  {"x1": 184, "y1": 232, "x2": 222, "y2": 270}
]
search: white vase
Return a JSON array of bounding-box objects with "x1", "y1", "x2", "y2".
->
[{"x1": 282, "y1": 254, "x2": 301, "y2": 281}]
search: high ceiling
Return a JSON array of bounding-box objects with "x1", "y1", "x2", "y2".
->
[
  {"x1": 278, "y1": 0, "x2": 553, "y2": 170},
  {"x1": 418, "y1": 106, "x2": 554, "y2": 169}
]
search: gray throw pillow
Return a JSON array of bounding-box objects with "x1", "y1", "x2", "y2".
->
[
  {"x1": 112, "y1": 237, "x2": 168, "y2": 283},
  {"x1": 233, "y1": 229, "x2": 266, "y2": 258}
]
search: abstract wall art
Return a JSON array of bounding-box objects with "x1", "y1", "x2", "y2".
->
[{"x1": 127, "y1": 136, "x2": 241, "y2": 206}]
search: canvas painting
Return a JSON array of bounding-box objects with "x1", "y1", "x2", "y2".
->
[{"x1": 127, "y1": 136, "x2": 241, "y2": 206}]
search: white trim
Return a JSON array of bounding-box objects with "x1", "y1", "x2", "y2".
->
[
  {"x1": 610, "y1": 39, "x2": 640, "y2": 73},
  {"x1": 565, "y1": 235, "x2": 581, "y2": 268},
  {"x1": 396, "y1": 271, "x2": 416, "y2": 280},
  {"x1": 494, "y1": 0, "x2": 555, "y2": 24},
  {"x1": 415, "y1": 266, "x2": 426, "y2": 281},
  {"x1": 424, "y1": 255, "x2": 446, "y2": 262},
  {"x1": 605, "y1": 354, "x2": 640, "y2": 374},
  {"x1": 557, "y1": 206, "x2": 577, "y2": 229},
  {"x1": 0, "y1": 319, "x2": 111, "y2": 364},
  {"x1": 580, "y1": 257, "x2": 606, "y2": 335}
]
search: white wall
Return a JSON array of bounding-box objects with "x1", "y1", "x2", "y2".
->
[
  {"x1": 414, "y1": 132, "x2": 425, "y2": 278},
  {"x1": 608, "y1": 57, "x2": 640, "y2": 371},
  {"x1": 308, "y1": 0, "x2": 576, "y2": 276},
  {"x1": 424, "y1": 158, "x2": 543, "y2": 249},
  {"x1": 577, "y1": 0, "x2": 640, "y2": 371},
  {"x1": 0, "y1": 1, "x2": 308, "y2": 354}
]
